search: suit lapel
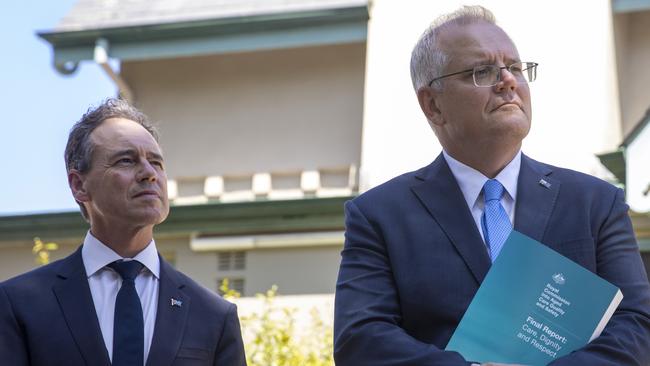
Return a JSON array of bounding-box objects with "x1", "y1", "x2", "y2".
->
[
  {"x1": 52, "y1": 247, "x2": 111, "y2": 366},
  {"x1": 514, "y1": 155, "x2": 559, "y2": 245},
  {"x1": 411, "y1": 154, "x2": 491, "y2": 284},
  {"x1": 146, "y1": 257, "x2": 190, "y2": 366}
]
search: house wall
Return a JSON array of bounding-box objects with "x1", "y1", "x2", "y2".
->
[
  {"x1": 0, "y1": 233, "x2": 342, "y2": 298},
  {"x1": 121, "y1": 43, "x2": 366, "y2": 181},
  {"x1": 614, "y1": 10, "x2": 650, "y2": 136},
  {"x1": 244, "y1": 245, "x2": 341, "y2": 296},
  {"x1": 627, "y1": 126, "x2": 650, "y2": 212},
  {"x1": 0, "y1": 241, "x2": 78, "y2": 281},
  {"x1": 164, "y1": 237, "x2": 342, "y2": 296}
]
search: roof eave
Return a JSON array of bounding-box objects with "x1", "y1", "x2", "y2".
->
[
  {"x1": 621, "y1": 107, "x2": 650, "y2": 147},
  {"x1": 0, "y1": 196, "x2": 351, "y2": 244},
  {"x1": 37, "y1": 5, "x2": 369, "y2": 73},
  {"x1": 596, "y1": 148, "x2": 626, "y2": 186},
  {"x1": 39, "y1": 6, "x2": 368, "y2": 45}
]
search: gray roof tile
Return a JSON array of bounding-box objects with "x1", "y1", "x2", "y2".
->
[{"x1": 55, "y1": 0, "x2": 367, "y2": 32}]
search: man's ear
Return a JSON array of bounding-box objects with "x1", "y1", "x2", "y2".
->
[
  {"x1": 68, "y1": 170, "x2": 90, "y2": 203},
  {"x1": 416, "y1": 86, "x2": 444, "y2": 127}
]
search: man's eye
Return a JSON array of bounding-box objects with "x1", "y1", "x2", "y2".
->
[
  {"x1": 151, "y1": 160, "x2": 164, "y2": 168},
  {"x1": 509, "y1": 64, "x2": 524, "y2": 74},
  {"x1": 474, "y1": 67, "x2": 492, "y2": 78},
  {"x1": 117, "y1": 158, "x2": 134, "y2": 165}
]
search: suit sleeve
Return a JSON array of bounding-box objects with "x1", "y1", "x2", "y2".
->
[
  {"x1": 334, "y1": 200, "x2": 473, "y2": 366},
  {"x1": 213, "y1": 303, "x2": 247, "y2": 366},
  {"x1": 549, "y1": 188, "x2": 650, "y2": 365},
  {"x1": 0, "y1": 284, "x2": 29, "y2": 366}
]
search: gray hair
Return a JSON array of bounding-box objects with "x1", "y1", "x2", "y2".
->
[
  {"x1": 410, "y1": 5, "x2": 496, "y2": 91},
  {"x1": 64, "y1": 98, "x2": 158, "y2": 220}
]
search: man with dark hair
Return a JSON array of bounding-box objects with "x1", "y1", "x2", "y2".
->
[
  {"x1": 0, "y1": 98, "x2": 247, "y2": 366},
  {"x1": 334, "y1": 5, "x2": 650, "y2": 366},
  {"x1": 63, "y1": 98, "x2": 158, "y2": 221}
]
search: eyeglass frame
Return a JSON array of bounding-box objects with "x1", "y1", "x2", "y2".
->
[{"x1": 427, "y1": 61, "x2": 538, "y2": 88}]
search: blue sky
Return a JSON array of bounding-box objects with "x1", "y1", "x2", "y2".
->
[{"x1": 1, "y1": 1, "x2": 116, "y2": 215}]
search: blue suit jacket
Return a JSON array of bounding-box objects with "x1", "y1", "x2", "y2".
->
[
  {"x1": 0, "y1": 247, "x2": 246, "y2": 366},
  {"x1": 334, "y1": 154, "x2": 650, "y2": 365}
]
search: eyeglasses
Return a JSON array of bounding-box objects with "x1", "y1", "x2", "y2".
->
[{"x1": 427, "y1": 61, "x2": 538, "y2": 87}]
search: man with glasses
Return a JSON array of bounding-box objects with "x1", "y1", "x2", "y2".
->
[{"x1": 334, "y1": 5, "x2": 650, "y2": 366}]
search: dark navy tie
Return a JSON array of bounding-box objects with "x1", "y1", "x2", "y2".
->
[
  {"x1": 481, "y1": 179, "x2": 512, "y2": 262},
  {"x1": 109, "y1": 260, "x2": 144, "y2": 366}
]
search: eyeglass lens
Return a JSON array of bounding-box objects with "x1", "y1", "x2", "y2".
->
[{"x1": 473, "y1": 62, "x2": 537, "y2": 86}]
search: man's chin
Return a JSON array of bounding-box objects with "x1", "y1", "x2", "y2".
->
[
  {"x1": 130, "y1": 207, "x2": 169, "y2": 226},
  {"x1": 491, "y1": 111, "x2": 530, "y2": 126},
  {"x1": 488, "y1": 118, "x2": 530, "y2": 142}
]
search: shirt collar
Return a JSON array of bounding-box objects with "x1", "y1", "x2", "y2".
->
[
  {"x1": 442, "y1": 150, "x2": 521, "y2": 208},
  {"x1": 81, "y1": 231, "x2": 160, "y2": 279}
]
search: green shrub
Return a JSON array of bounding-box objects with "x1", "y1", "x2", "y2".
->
[{"x1": 220, "y1": 279, "x2": 334, "y2": 366}]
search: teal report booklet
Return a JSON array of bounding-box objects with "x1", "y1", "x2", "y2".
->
[{"x1": 446, "y1": 231, "x2": 623, "y2": 365}]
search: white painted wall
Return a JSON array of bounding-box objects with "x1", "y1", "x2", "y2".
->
[
  {"x1": 627, "y1": 126, "x2": 650, "y2": 212},
  {"x1": 360, "y1": 0, "x2": 621, "y2": 190}
]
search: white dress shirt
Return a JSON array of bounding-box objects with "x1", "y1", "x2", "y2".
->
[
  {"x1": 442, "y1": 150, "x2": 521, "y2": 245},
  {"x1": 81, "y1": 231, "x2": 160, "y2": 364}
]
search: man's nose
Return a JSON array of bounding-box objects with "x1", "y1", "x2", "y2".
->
[
  {"x1": 137, "y1": 160, "x2": 157, "y2": 182},
  {"x1": 495, "y1": 67, "x2": 517, "y2": 92}
]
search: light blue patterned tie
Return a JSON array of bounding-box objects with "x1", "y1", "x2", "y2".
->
[{"x1": 481, "y1": 179, "x2": 512, "y2": 262}]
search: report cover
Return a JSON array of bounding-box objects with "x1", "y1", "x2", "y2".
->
[{"x1": 446, "y1": 230, "x2": 623, "y2": 365}]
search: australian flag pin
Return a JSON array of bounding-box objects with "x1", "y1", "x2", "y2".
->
[
  {"x1": 171, "y1": 298, "x2": 183, "y2": 307},
  {"x1": 538, "y1": 179, "x2": 552, "y2": 189}
]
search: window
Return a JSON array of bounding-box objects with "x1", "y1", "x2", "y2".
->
[{"x1": 218, "y1": 251, "x2": 246, "y2": 271}]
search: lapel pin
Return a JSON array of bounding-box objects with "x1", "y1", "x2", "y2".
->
[
  {"x1": 538, "y1": 179, "x2": 552, "y2": 189},
  {"x1": 171, "y1": 298, "x2": 183, "y2": 307}
]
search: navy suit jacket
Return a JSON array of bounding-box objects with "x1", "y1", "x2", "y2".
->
[
  {"x1": 334, "y1": 153, "x2": 650, "y2": 365},
  {"x1": 0, "y1": 246, "x2": 246, "y2": 366}
]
